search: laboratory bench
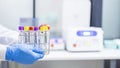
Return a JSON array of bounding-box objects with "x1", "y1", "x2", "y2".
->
[
  {"x1": 41, "y1": 49, "x2": 120, "y2": 68},
  {"x1": 42, "y1": 49, "x2": 120, "y2": 60},
  {"x1": 1, "y1": 49, "x2": 120, "y2": 68}
]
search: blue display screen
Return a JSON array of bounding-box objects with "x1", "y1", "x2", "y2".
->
[{"x1": 76, "y1": 30, "x2": 97, "y2": 36}]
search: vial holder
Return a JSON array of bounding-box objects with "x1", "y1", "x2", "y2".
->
[{"x1": 18, "y1": 24, "x2": 50, "y2": 55}]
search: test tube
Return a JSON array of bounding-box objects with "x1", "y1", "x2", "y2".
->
[
  {"x1": 29, "y1": 26, "x2": 35, "y2": 46},
  {"x1": 24, "y1": 26, "x2": 30, "y2": 44},
  {"x1": 44, "y1": 25, "x2": 50, "y2": 54},
  {"x1": 39, "y1": 26, "x2": 45, "y2": 50},
  {"x1": 18, "y1": 26, "x2": 25, "y2": 44},
  {"x1": 34, "y1": 26, "x2": 39, "y2": 47},
  {"x1": 39, "y1": 24, "x2": 50, "y2": 54},
  {"x1": 45, "y1": 31, "x2": 50, "y2": 54}
]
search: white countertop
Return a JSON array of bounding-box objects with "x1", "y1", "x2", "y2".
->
[{"x1": 40, "y1": 49, "x2": 120, "y2": 61}]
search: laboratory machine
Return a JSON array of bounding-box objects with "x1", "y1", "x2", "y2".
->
[
  {"x1": 62, "y1": 0, "x2": 91, "y2": 28},
  {"x1": 18, "y1": 24, "x2": 50, "y2": 54},
  {"x1": 62, "y1": 0, "x2": 91, "y2": 48},
  {"x1": 64, "y1": 27, "x2": 103, "y2": 51}
]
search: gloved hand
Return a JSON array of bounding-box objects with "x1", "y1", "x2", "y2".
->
[{"x1": 5, "y1": 44, "x2": 44, "y2": 64}]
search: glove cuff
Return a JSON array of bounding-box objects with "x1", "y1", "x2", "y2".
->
[
  {"x1": 0, "y1": 45, "x2": 7, "y2": 60},
  {"x1": 5, "y1": 46, "x2": 14, "y2": 61}
]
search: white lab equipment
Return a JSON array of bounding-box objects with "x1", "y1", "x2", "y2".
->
[
  {"x1": 62, "y1": 0, "x2": 91, "y2": 42},
  {"x1": 62, "y1": 0, "x2": 91, "y2": 28},
  {"x1": 50, "y1": 38, "x2": 65, "y2": 50},
  {"x1": 64, "y1": 27, "x2": 103, "y2": 51}
]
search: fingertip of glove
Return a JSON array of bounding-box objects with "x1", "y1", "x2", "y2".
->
[
  {"x1": 37, "y1": 53, "x2": 44, "y2": 59},
  {"x1": 32, "y1": 48, "x2": 45, "y2": 54}
]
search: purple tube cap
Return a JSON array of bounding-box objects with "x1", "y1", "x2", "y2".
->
[
  {"x1": 34, "y1": 27, "x2": 38, "y2": 31},
  {"x1": 19, "y1": 26, "x2": 24, "y2": 30}
]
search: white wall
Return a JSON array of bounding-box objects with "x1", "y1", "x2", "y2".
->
[
  {"x1": 0, "y1": 0, "x2": 120, "y2": 38},
  {"x1": 0, "y1": 0, "x2": 33, "y2": 30}
]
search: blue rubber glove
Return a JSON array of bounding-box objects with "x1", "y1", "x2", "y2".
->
[{"x1": 5, "y1": 44, "x2": 44, "y2": 64}]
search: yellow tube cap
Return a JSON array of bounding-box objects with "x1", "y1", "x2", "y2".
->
[
  {"x1": 39, "y1": 24, "x2": 50, "y2": 31},
  {"x1": 24, "y1": 26, "x2": 29, "y2": 31}
]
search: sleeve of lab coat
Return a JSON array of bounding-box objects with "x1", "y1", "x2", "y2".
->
[
  {"x1": 0, "y1": 25, "x2": 19, "y2": 45},
  {"x1": 0, "y1": 44, "x2": 7, "y2": 60}
]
